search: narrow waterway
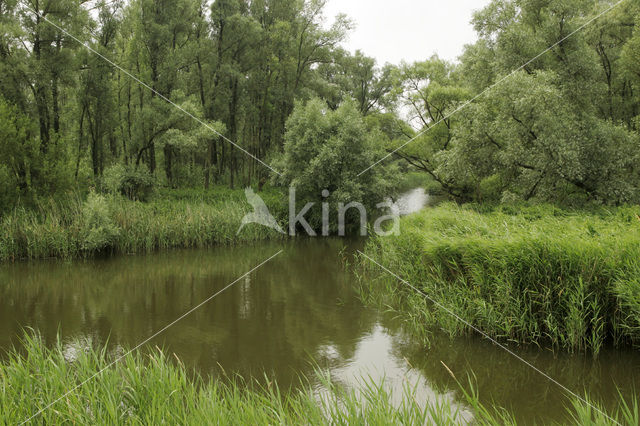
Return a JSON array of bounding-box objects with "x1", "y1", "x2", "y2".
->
[{"x1": 0, "y1": 190, "x2": 638, "y2": 424}]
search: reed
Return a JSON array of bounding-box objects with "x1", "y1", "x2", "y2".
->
[
  {"x1": 358, "y1": 203, "x2": 640, "y2": 353},
  {"x1": 0, "y1": 332, "x2": 483, "y2": 424},
  {"x1": 0, "y1": 187, "x2": 286, "y2": 261},
  {"x1": 1, "y1": 332, "x2": 634, "y2": 425}
]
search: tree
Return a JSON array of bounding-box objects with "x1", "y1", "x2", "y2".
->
[
  {"x1": 445, "y1": 71, "x2": 639, "y2": 203},
  {"x1": 386, "y1": 56, "x2": 470, "y2": 198},
  {"x1": 276, "y1": 98, "x2": 394, "y2": 233},
  {"x1": 77, "y1": 1, "x2": 120, "y2": 178},
  {"x1": 435, "y1": 0, "x2": 640, "y2": 204},
  {"x1": 384, "y1": 0, "x2": 640, "y2": 205},
  {"x1": 17, "y1": 0, "x2": 89, "y2": 153},
  {"x1": 317, "y1": 49, "x2": 394, "y2": 115}
]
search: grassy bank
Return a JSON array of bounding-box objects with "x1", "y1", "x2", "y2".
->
[
  {"x1": 1, "y1": 333, "x2": 636, "y2": 425},
  {"x1": 0, "y1": 187, "x2": 287, "y2": 261},
  {"x1": 359, "y1": 203, "x2": 640, "y2": 353}
]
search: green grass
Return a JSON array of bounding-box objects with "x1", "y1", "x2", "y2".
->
[
  {"x1": 358, "y1": 203, "x2": 640, "y2": 353},
  {"x1": 1, "y1": 332, "x2": 635, "y2": 425},
  {"x1": 0, "y1": 333, "x2": 479, "y2": 424},
  {"x1": 0, "y1": 186, "x2": 287, "y2": 261}
]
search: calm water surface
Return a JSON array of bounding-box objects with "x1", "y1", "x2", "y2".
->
[{"x1": 0, "y1": 191, "x2": 638, "y2": 424}]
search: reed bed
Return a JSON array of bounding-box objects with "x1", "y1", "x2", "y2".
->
[
  {"x1": 0, "y1": 188, "x2": 286, "y2": 261},
  {"x1": 0, "y1": 333, "x2": 480, "y2": 424},
  {"x1": 0, "y1": 333, "x2": 635, "y2": 424},
  {"x1": 358, "y1": 203, "x2": 640, "y2": 353}
]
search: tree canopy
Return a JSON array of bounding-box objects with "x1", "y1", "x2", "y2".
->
[{"x1": 0, "y1": 0, "x2": 638, "y2": 211}]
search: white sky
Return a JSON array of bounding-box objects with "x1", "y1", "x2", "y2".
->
[{"x1": 323, "y1": 0, "x2": 492, "y2": 65}]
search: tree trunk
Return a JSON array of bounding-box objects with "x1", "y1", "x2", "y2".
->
[{"x1": 164, "y1": 144, "x2": 174, "y2": 186}]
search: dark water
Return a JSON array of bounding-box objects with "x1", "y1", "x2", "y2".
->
[{"x1": 0, "y1": 192, "x2": 638, "y2": 424}]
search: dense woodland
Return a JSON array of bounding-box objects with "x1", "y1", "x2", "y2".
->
[{"x1": 0, "y1": 0, "x2": 639, "y2": 213}]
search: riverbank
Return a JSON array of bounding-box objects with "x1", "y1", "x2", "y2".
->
[
  {"x1": 0, "y1": 187, "x2": 287, "y2": 261},
  {"x1": 1, "y1": 333, "x2": 634, "y2": 425},
  {"x1": 358, "y1": 203, "x2": 640, "y2": 353},
  {"x1": 0, "y1": 177, "x2": 428, "y2": 262}
]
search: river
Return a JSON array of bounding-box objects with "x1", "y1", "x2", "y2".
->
[{"x1": 0, "y1": 189, "x2": 638, "y2": 424}]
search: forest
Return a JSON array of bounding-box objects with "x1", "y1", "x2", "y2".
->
[{"x1": 0, "y1": 0, "x2": 638, "y2": 216}]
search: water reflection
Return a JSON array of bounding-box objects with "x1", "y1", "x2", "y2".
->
[{"x1": 0, "y1": 239, "x2": 378, "y2": 392}]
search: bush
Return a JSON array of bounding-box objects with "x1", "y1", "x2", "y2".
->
[
  {"x1": 0, "y1": 165, "x2": 19, "y2": 215},
  {"x1": 276, "y1": 98, "x2": 395, "y2": 234},
  {"x1": 101, "y1": 163, "x2": 126, "y2": 195},
  {"x1": 80, "y1": 192, "x2": 120, "y2": 252},
  {"x1": 102, "y1": 164, "x2": 155, "y2": 202}
]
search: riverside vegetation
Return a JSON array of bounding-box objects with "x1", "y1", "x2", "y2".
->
[
  {"x1": 358, "y1": 203, "x2": 640, "y2": 354},
  {"x1": 1, "y1": 333, "x2": 638, "y2": 425},
  {"x1": 0, "y1": 187, "x2": 286, "y2": 261}
]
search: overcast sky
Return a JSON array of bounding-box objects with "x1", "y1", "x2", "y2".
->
[{"x1": 323, "y1": 0, "x2": 492, "y2": 65}]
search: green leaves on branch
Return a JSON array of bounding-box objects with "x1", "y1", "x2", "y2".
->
[
  {"x1": 387, "y1": 0, "x2": 640, "y2": 205},
  {"x1": 276, "y1": 98, "x2": 396, "y2": 233}
]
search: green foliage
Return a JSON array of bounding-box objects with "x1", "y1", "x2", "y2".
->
[
  {"x1": 101, "y1": 163, "x2": 127, "y2": 195},
  {"x1": 447, "y1": 71, "x2": 640, "y2": 204},
  {"x1": 0, "y1": 98, "x2": 38, "y2": 207},
  {"x1": 384, "y1": 56, "x2": 471, "y2": 199},
  {"x1": 387, "y1": 0, "x2": 640, "y2": 205},
  {"x1": 276, "y1": 98, "x2": 395, "y2": 233},
  {"x1": 317, "y1": 49, "x2": 394, "y2": 114},
  {"x1": 101, "y1": 163, "x2": 155, "y2": 201},
  {"x1": 0, "y1": 0, "x2": 361, "y2": 194},
  {"x1": 80, "y1": 192, "x2": 120, "y2": 252},
  {"x1": 120, "y1": 166, "x2": 155, "y2": 202},
  {"x1": 0, "y1": 97, "x2": 74, "y2": 212},
  {"x1": 359, "y1": 203, "x2": 640, "y2": 353}
]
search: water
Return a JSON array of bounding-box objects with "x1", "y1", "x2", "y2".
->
[
  {"x1": 0, "y1": 191, "x2": 638, "y2": 424},
  {"x1": 390, "y1": 187, "x2": 438, "y2": 216}
]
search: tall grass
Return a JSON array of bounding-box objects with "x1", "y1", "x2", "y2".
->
[
  {"x1": 0, "y1": 187, "x2": 287, "y2": 261},
  {"x1": 0, "y1": 333, "x2": 480, "y2": 424},
  {"x1": 358, "y1": 203, "x2": 640, "y2": 353},
  {"x1": 0, "y1": 332, "x2": 634, "y2": 424}
]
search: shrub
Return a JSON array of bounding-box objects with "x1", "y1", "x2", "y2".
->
[
  {"x1": 80, "y1": 192, "x2": 120, "y2": 252},
  {"x1": 275, "y1": 98, "x2": 396, "y2": 234},
  {"x1": 102, "y1": 164, "x2": 155, "y2": 202},
  {"x1": 101, "y1": 163, "x2": 126, "y2": 195}
]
